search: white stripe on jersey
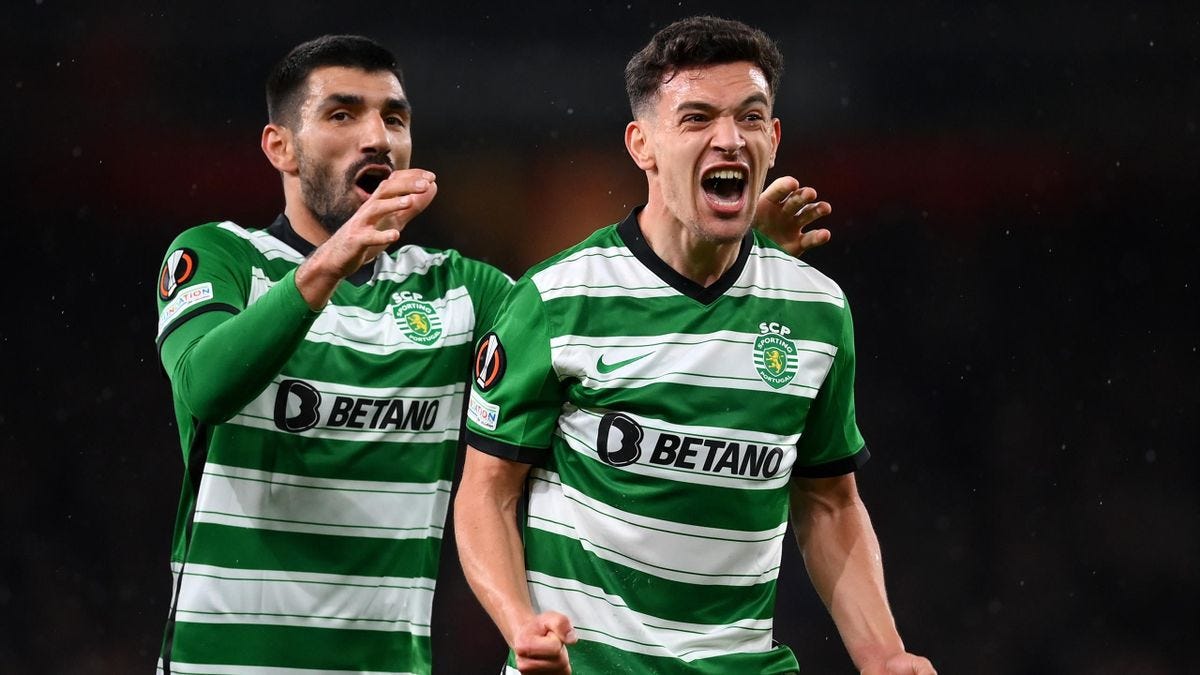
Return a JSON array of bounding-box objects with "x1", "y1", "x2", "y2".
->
[
  {"x1": 247, "y1": 269, "x2": 477, "y2": 355},
  {"x1": 374, "y1": 245, "x2": 451, "y2": 284},
  {"x1": 162, "y1": 660, "x2": 418, "y2": 675},
  {"x1": 174, "y1": 562, "x2": 434, "y2": 636},
  {"x1": 525, "y1": 570, "x2": 776, "y2": 662},
  {"x1": 531, "y1": 243, "x2": 846, "y2": 306},
  {"x1": 526, "y1": 470, "x2": 787, "y2": 586},
  {"x1": 549, "y1": 330, "x2": 837, "y2": 398},
  {"x1": 555, "y1": 406, "x2": 798, "y2": 491},
  {"x1": 737, "y1": 246, "x2": 847, "y2": 307},
  {"x1": 227, "y1": 378, "x2": 464, "y2": 444},
  {"x1": 218, "y1": 221, "x2": 306, "y2": 263},
  {"x1": 532, "y1": 246, "x2": 673, "y2": 301},
  {"x1": 194, "y1": 463, "x2": 451, "y2": 541}
]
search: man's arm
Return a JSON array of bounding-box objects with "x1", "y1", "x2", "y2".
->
[
  {"x1": 454, "y1": 448, "x2": 576, "y2": 674},
  {"x1": 790, "y1": 473, "x2": 936, "y2": 675},
  {"x1": 159, "y1": 169, "x2": 436, "y2": 422},
  {"x1": 754, "y1": 176, "x2": 834, "y2": 256}
]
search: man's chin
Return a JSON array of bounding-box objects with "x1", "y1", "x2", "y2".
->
[
  {"x1": 317, "y1": 210, "x2": 356, "y2": 235},
  {"x1": 696, "y1": 213, "x2": 752, "y2": 244}
]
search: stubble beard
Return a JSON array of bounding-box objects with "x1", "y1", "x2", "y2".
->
[{"x1": 296, "y1": 145, "x2": 362, "y2": 235}]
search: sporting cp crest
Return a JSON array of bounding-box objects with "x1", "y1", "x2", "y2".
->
[
  {"x1": 392, "y1": 295, "x2": 443, "y2": 346},
  {"x1": 753, "y1": 329, "x2": 798, "y2": 389}
]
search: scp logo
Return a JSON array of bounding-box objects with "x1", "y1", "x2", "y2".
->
[
  {"x1": 274, "y1": 380, "x2": 321, "y2": 432},
  {"x1": 596, "y1": 412, "x2": 644, "y2": 467}
]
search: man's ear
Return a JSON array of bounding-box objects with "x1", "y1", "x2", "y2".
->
[
  {"x1": 262, "y1": 123, "x2": 298, "y2": 174},
  {"x1": 768, "y1": 117, "x2": 781, "y2": 169},
  {"x1": 625, "y1": 120, "x2": 655, "y2": 172}
]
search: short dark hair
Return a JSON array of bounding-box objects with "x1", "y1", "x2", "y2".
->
[
  {"x1": 624, "y1": 16, "x2": 783, "y2": 117},
  {"x1": 266, "y1": 34, "x2": 405, "y2": 126}
]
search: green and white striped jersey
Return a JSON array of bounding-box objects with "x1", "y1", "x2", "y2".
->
[
  {"x1": 155, "y1": 216, "x2": 511, "y2": 675},
  {"x1": 465, "y1": 209, "x2": 867, "y2": 674}
]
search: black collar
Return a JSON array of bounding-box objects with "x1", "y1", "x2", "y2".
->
[
  {"x1": 266, "y1": 214, "x2": 377, "y2": 286},
  {"x1": 616, "y1": 206, "x2": 752, "y2": 305}
]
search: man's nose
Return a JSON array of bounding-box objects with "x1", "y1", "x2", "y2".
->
[
  {"x1": 359, "y1": 113, "x2": 390, "y2": 154},
  {"x1": 711, "y1": 116, "x2": 746, "y2": 156}
]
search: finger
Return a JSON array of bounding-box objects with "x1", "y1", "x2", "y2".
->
[
  {"x1": 374, "y1": 169, "x2": 437, "y2": 199},
  {"x1": 516, "y1": 654, "x2": 571, "y2": 674},
  {"x1": 798, "y1": 229, "x2": 831, "y2": 251},
  {"x1": 759, "y1": 175, "x2": 801, "y2": 204},
  {"x1": 359, "y1": 227, "x2": 400, "y2": 249},
  {"x1": 541, "y1": 612, "x2": 578, "y2": 645},
  {"x1": 515, "y1": 632, "x2": 567, "y2": 660},
  {"x1": 780, "y1": 186, "x2": 819, "y2": 214},
  {"x1": 794, "y1": 201, "x2": 832, "y2": 227}
]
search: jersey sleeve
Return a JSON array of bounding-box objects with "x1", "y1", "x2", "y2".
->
[
  {"x1": 793, "y1": 297, "x2": 870, "y2": 477},
  {"x1": 155, "y1": 224, "x2": 320, "y2": 423},
  {"x1": 455, "y1": 254, "x2": 515, "y2": 336},
  {"x1": 155, "y1": 224, "x2": 251, "y2": 346},
  {"x1": 463, "y1": 277, "x2": 562, "y2": 465}
]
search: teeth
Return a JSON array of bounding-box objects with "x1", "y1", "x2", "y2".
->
[{"x1": 703, "y1": 168, "x2": 746, "y2": 181}]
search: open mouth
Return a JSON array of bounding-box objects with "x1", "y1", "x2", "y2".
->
[
  {"x1": 701, "y1": 168, "x2": 747, "y2": 206},
  {"x1": 354, "y1": 167, "x2": 391, "y2": 196}
]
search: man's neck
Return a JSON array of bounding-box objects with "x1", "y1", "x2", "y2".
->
[
  {"x1": 282, "y1": 182, "x2": 332, "y2": 247},
  {"x1": 636, "y1": 202, "x2": 744, "y2": 288}
]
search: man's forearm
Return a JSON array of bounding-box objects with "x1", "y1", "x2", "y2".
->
[
  {"x1": 161, "y1": 269, "x2": 319, "y2": 422},
  {"x1": 793, "y1": 478, "x2": 905, "y2": 670},
  {"x1": 454, "y1": 449, "x2": 538, "y2": 646}
]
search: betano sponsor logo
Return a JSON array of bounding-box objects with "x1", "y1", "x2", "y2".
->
[
  {"x1": 596, "y1": 413, "x2": 784, "y2": 478},
  {"x1": 274, "y1": 379, "x2": 440, "y2": 433}
]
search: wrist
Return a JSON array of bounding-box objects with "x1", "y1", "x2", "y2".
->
[{"x1": 295, "y1": 252, "x2": 343, "y2": 310}]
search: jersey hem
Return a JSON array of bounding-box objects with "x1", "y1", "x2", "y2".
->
[
  {"x1": 155, "y1": 303, "x2": 240, "y2": 351},
  {"x1": 792, "y1": 444, "x2": 870, "y2": 478},
  {"x1": 464, "y1": 430, "x2": 549, "y2": 465}
]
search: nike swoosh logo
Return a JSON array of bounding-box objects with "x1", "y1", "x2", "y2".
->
[{"x1": 596, "y1": 352, "x2": 653, "y2": 374}]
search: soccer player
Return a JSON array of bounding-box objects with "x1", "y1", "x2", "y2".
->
[
  {"x1": 455, "y1": 16, "x2": 936, "y2": 675},
  {"x1": 153, "y1": 33, "x2": 833, "y2": 675}
]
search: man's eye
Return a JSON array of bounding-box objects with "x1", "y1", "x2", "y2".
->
[
  {"x1": 330, "y1": 111, "x2": 351, "y2": 121},
  {"x1": 386, "y1": 116, "x2": 406, "y2": 127},
  {"x1": 683, "y1": 114, "x2": 707, "y2": 123},
  {"x1": 744, "y1": 112, "x2": 764, "y2": 122}
]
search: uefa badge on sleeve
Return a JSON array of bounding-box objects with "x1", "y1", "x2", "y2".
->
[
  {"x1": 473, "y1": 332, "x2": 506, "y2": 392},
  {"x1": 159, "y1": 248, "x2": 198, "y2": 300}
]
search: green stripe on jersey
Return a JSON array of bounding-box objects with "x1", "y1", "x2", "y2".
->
[
  {"x1": 549, "y1": 446, "x2": 792, "y2": 532},
  {"x1": 186, "y1": 523, "x2": 441, "y2": 579},
  {"x1": 558, "y1": 638, "x2": 799, "y2": 675},
  {"x1": 522, "y1": 526, "x2": 778, "y2": 623},
  {"x1": 468, "y1": 212, "x2": 863, "y2": 672},
  {"x1": 169, "y1": 622, "x2": 426, "y2": 674},
  {"x1": 207, "y1": 427, "x2": 458, "y2": 484}
]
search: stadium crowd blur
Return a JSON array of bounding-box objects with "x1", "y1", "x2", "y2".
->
[{"x1": 3, "y1": 2, "x2": 1195, "y2": 673}]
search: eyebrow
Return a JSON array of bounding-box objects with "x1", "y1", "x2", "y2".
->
[
  {"x1": 676, "y1": 93, "x2": 771, "y2": 113},
  {"x1": 319, "y1": 93, "x2": 412, "y2": 115}
]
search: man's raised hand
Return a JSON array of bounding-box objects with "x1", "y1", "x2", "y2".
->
[
  {"x1": 296, "y1": 169, "x2": 437, "y2": 309},
  {"x1": 754, "y1": 176, "x2": 833, "y2": 257}
]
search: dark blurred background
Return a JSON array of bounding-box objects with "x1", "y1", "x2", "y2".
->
[{"x1": 3, "y1": 1, "x2": 1197, "y2": 673}]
